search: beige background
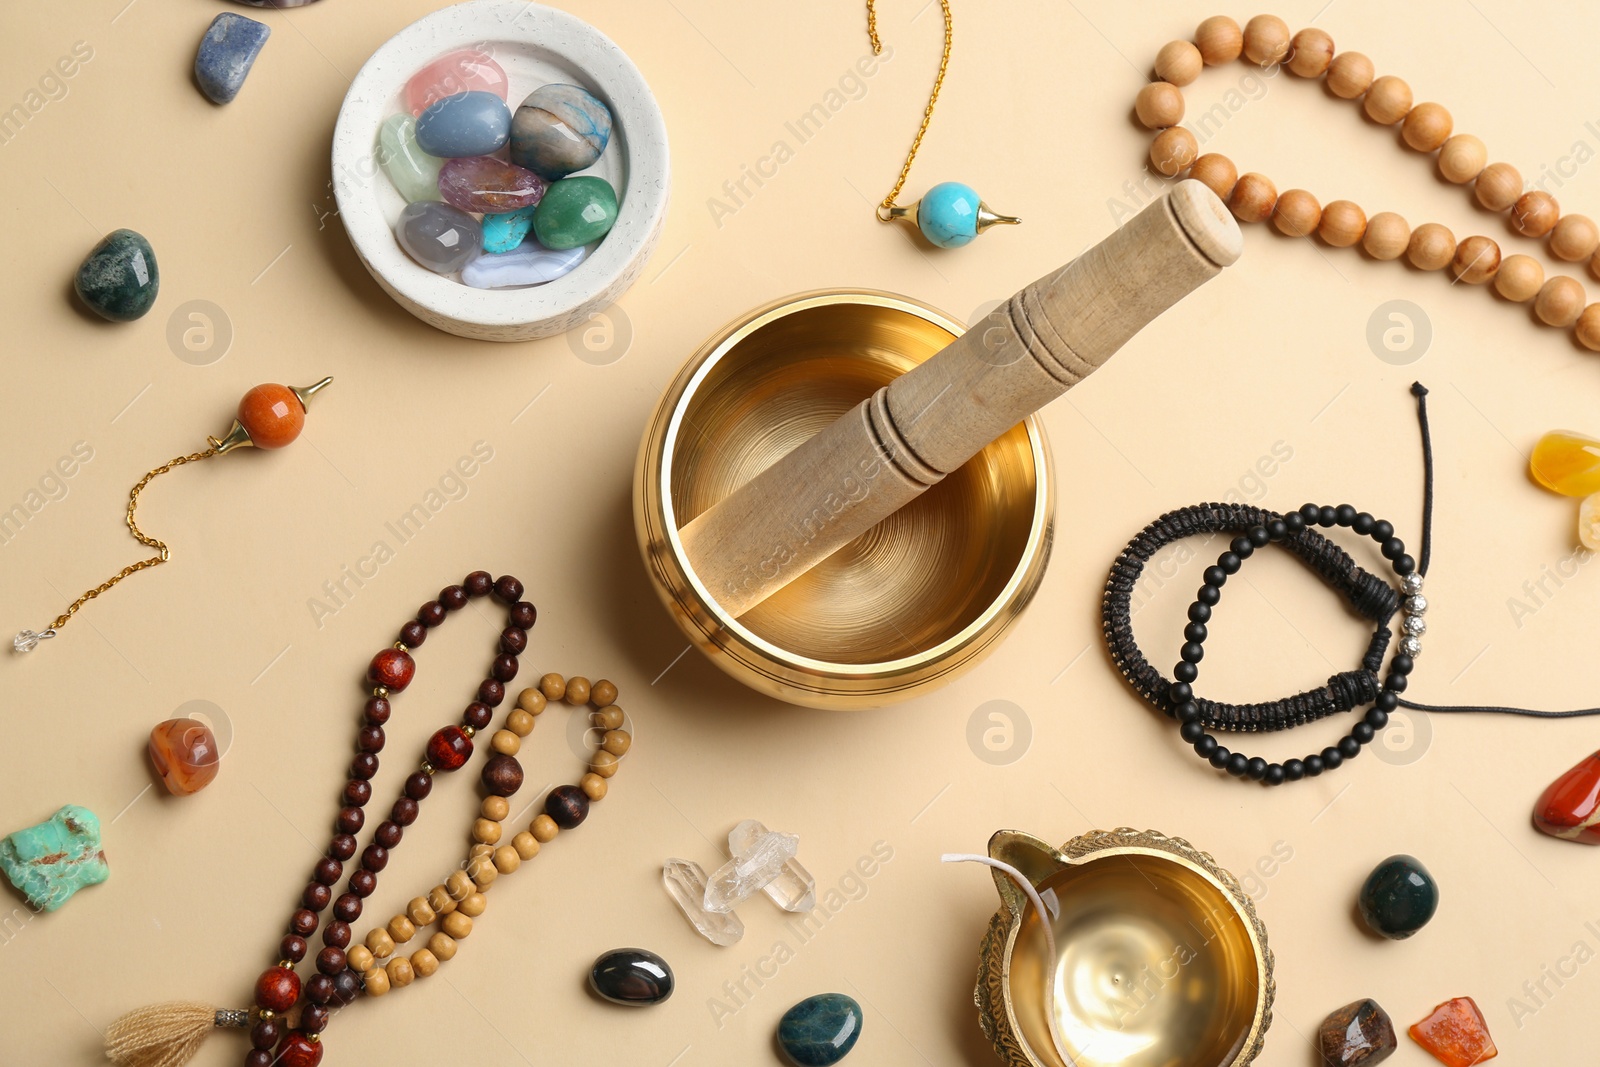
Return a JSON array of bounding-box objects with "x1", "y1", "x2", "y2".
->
[{"x1": 2, "y1": 0, "x2": 1598, "y2": 1063}]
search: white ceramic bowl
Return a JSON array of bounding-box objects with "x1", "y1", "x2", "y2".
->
[{"x1": 331, "y1": 1, "x2": 669, "y2": 342}]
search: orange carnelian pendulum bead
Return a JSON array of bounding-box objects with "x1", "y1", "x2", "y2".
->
[{"x1": 12, "y1": 378, "x2": 332, "y2": 653}]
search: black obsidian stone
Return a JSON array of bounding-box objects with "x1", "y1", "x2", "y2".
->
[{"x1": 588, "y1": 947, "x2": 674, "y2": 1006}]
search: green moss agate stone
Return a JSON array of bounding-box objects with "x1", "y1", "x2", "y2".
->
[
  {"x1": 778, "y1": 993, "x2": 862, "y2": 1066},
  {"x1": 1358, "y1": 854, "x2": 1437, "y2": 939},
  {"x1": 532, "y1": 176, "x2": 617, "y2": 251},
  {"x1": 75, "y1": 229, "x2": 159, "y2": 321},
  {"x1": 0, "y1": 805, "x2": 109, "y2": 912}
]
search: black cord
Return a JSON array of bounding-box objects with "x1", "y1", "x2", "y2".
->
[{"x1": 1411, "y1": 382, "x2": 1434, "y2": 578}]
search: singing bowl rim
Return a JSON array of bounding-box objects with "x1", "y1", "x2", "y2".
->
[
  {"x1": 633, "y1": 288, "x2": 1054, "y2": 708},
  {"x1": 976, "y1": 828, "x2": 1274, "y2": 1067}
]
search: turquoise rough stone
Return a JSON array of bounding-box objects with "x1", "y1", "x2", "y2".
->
[
  {"x1": 75, "y1": 229, "x2": 159, "y2": 321},
  {"x1": 481, "y1": 205, "x2": 539, "y2": 254},
  {"x1": 777, "y1": 993, "x2": 862, "y2": 1066},
  {"x1": 916, "y1": 182, "x2": 982, "y2": 248},
  {"x1": 0, "y1": 805, "x2": 109, "y2": 912},
  {"x1": 1358, "y1": 854, "x2": 1438, "y2": 940}
]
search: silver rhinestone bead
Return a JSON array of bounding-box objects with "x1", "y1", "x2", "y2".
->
[
  {"x1": 1402, "y1": 573, "x2": 1424, "y2": 595},
  {"x1": 1403, "y1": 615, "x2": 1426, "y2": 636},
  {"x1": 1404, "y1": 594, "x2": 1428, "y2": 615},
  {"x1": 1399, "y1": 635, "x2": 1422, "y2": 658}
]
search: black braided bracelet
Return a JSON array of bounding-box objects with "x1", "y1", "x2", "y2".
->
[{"x1": 1102, "y1": 501, "x2": 1427, "y2": 786}]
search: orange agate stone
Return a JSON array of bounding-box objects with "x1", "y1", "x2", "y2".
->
[
  {"x1": 237, "y1": 383, "x2": 305, "y2": 449},
  {"x1": 148, "y1": 717, "x2": 221, "y2": 795},
  {"x1": 1533, "y1": 750, "x2": 1600, "y2": 844},
  {"x1": 1409, "y1": 997, "x2": 1497, "y2": 1065}
]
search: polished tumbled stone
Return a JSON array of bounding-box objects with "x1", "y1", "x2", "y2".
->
[
  {"x1": 194, "y1": 13, "x2": 271, "y2": 104},
  {"x1": 395, "y1": 202, "x2": 481, "y2": 274},
  {"x1": 589, "y1": 948, "x2": 673, "y2": 1006},
  {"x1": 376, "y1": 114, "x2": 442, "y2": 203},
  {"x1": 0, "y1": 805, "x2": 109, "y2": 912},
  {"x1": 414, "y1": 91, "x2": 511, "y2": 158},
  {"x1": 532, "y1": 176, "x2": 617, "y2": 251},
  {"x1": 1358, "y1": 854, "x2": 1439, "y2": 940},
  {"x1": 460, "y1": 239, "x2": 585, "y2": 289},
  {"x1": 481, "y1": 204, "x2": 538, "y2": 254},
  {"x1": 75, "y1": 229, "x2": 159, "y2": 321},
  {"x1": 778, "y1": 993, "x2": 863, "y2": 1066},
  {"x1": 510, "y1": 83, "x2": 612, "y2": 180},
  {"x1": 1319, "y1": 998, "x2": 1397, "y2": 1066}
]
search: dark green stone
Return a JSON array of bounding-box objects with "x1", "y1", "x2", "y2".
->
[
  {"x1": 75, "y1": 228, "x2": 159, "y2": 321},
  {"x1": 531, "y1": 176, "x2": 617, "y2": 250},
  {"x1": 777, "y1": 993, "x2": 862, "y2": 1066},
  {"x1": 1358, "y1": 854, "x2": 1438, "y2": 940}
]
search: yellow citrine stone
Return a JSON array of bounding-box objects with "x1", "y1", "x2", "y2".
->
[
  {"x1": 1580, "y1": 494, "x2": 1600, "y2": 551},
  {"x1": 1530, "y1": 431, "x2": 1600, "y2": 496}
]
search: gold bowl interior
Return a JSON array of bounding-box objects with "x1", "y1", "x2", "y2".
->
[
  {"x1": 1009, "y1": 853, "x2": 1261, "y2": 1067},
  {"x1": 667, "y1": 299, "x2": 1044, "y2": 666}
]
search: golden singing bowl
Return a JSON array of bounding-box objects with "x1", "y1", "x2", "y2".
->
[
  {"x1": 977, "y1": 829, "x2": 1273, "y2": 1067},
  {"x1": 633, "y1": 290, "x2": 1053, "y2": 709}
]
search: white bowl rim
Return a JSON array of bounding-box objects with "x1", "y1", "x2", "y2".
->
[{"x1": 330, "y1": 0, "x2": 669, "y2": 330}]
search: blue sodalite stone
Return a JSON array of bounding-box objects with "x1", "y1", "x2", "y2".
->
[
  {"x1": 75, "y1": 229, "x2": 159, "y2": 321},
  {"x1": 916, "y1": 182, "x2": 983, "y2": 248},
  {"x1": 0, "y1": 805, "x2": 109, "y2": 912},
  {"x1": 510, "y1": 83, "x2": 613, "y2": 181},
  {"x1": 481, "y1": 204, "x2": 539, "y2": 254},
  {"x1": 588, "y1": 947, "x2": 674, "y2": 1005},
  {"x1": 195, "y1": 13, "x2": 271, "y2": 104},
  {"x1": 777, "y1": 993, "x2": 863, "y2": 1066},
  {"x1": 415, "y1": 91, "x2": 511, "y2": 158}
]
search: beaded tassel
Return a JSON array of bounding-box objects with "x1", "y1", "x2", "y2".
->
[{"x1": 104, "y1": 1002, "x2": 245, "y2": 1067}]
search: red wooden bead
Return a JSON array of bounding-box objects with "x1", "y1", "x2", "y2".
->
[
  {"x1": 238, "y1": 384, "x2": 306, "y2": 450},
  {"x1": 280, "y1": 1023, "x2": 326, "y2": 1062},
  {"x1": 478, "y1": 679, "x2": 505, "y2": 706},
  {"x1": 254, "y1": 966, "x2": 300, "y2": 1012},
  {"x1": 363, "y1": 696, "x2": 391, "y2": 725},
  {"x1": 1534, "y1": 750, "x2": 1600, "y2": 844},
  {"x1": 426, "y1": 725, "x2": 473, "y2": 771},
  {"x1": 247, "y1": 1051, "x2": 274, "y2": 1067},
  {"x1": 545, "y1": 784, "x2": 590, "y2": 828},
  {"x1": 462, "y1": 701, "x2": 493, "y2": 730},
  {"x1": 493, "y1": 575, "x2": 524, "y2": 603},
  {"x1": 279, "y1": 934, "x2": 307, "y2": 963},
  {"x1": 509, "y1": 601, "x2": 536, "y2": 629},
  {"x1": 290, "y1": 909, "x2": 319, "y2": 937},
  {"x1": 251, "y1": 1016, "x2": 281, "y2": 1050},
  {"x1": 464, "y1": 570, "x2": 493, "y2": 597},
  {"x1": 439, "y1": 584, "x2": 468, "y2": 610},
  {"x1": 398, "y1": 620, "x2": 427, "y2": 648},
  {"x1": 316, "y1": 947, "x2": 346, "y2": 976},
  {"x1": 368, "y1": 648, "x2": 415, "y2": 691}
]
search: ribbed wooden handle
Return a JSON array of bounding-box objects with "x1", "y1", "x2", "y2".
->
[{"x1": 680, "y1": 180, "x2": 1243, "y2": 618}]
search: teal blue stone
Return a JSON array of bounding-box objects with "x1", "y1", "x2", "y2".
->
[
  {"x1": 777, "y1": 993, "x2": 862, "y2": 1066},
  {"x1": 75, "y1": 229, "x2": 159, "y2": 321},
  {"x1": 916, "y1": 181, "x2": 982, "y2": 248},
  {"x1": 1358, "y1": 854, "x2": 1438, "y2": 940},
  {"x1": 0, "y1": 805, "x2": 109, "y2": 912},
  {"x1": 481, "y1": 205, "x2": 539, "y2": 254}
]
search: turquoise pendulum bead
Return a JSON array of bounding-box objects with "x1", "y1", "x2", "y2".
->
[{"x1": 884, "y1": 181, "x2": 1019, "y2": 248}]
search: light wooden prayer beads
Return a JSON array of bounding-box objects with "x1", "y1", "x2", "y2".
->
[
  {"x1": 357, "y1": 676, "x2": 629, "y2": 998},
  {"x1": 1138, "y1": 15, "x2": 1600, "y2": 350}
]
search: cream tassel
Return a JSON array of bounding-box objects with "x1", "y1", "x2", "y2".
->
[{"x1": 104, "y1": 1002, "x2": 246, "y2": 1067}]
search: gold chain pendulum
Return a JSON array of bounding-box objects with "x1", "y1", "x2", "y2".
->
[
  {"x1": 12, "y1": 378, "x2": 333, "y2": 653},
  {"x1": 865, "y1": 0, "x2": 1018, "y2": 248}
]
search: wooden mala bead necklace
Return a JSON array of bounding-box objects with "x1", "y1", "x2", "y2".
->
[
  {"x1": 1138, "y1": 15, "x2": 1600, "y2": 350},
  {"x1": 102, "y1": 572, "x2": 632, "y2": 1067}
]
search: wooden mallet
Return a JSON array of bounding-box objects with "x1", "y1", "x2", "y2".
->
[{"x1": 680, "y1": 180, "x2": 1243, "y2": 618}]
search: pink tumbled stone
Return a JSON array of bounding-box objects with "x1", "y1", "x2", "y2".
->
[
  {"x1": 405, "y1": 49, "x2": 509, "y2": 116},
  {"x1": 438, "y1": 156, "x2": 547, "y2": 214}
]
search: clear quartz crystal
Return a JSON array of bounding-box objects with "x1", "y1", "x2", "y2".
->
[
  {"x1": 702, "y1": 830, "x2": 798, "y2": 913},
  {"x1": 662, "y1": 859, "x2": 744, "y2": 947},
  {"x1": 728, "y1": 819, "x2": 815, "y2": 912},
  {"x1": 13, "y1": 629, "x2": 52, "y2": 653}
]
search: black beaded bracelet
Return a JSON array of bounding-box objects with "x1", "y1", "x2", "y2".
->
[{"x1": 1103, "y1": 502, "x2": 1426, "y2": 786}]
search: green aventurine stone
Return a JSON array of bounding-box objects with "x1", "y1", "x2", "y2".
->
[
  {"x1": 0, "y1": 805, "x2": 109, "y2": 912},
  {"x1": 532, "y1": 175, "x2": 617, "y2": 251},
  {"x1": 75, "y1": 229, "x2": 159, "y2": 321},
  {"x1": 377, "y1": 113, "x2": 443, "y2": 204}
]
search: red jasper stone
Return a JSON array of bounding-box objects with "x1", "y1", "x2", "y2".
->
[
  {"x1": 254, "y1": 965, "x2": 300, "y2": 1012},
  {"x1": 237, "y1": 384, "x2": 306, "y2": 450},
  {"x1": 277, "y1": 1029, "x2": 324, "y2": 1067},
  {"x1": 1533, "y1": 750, "x2": 1600, "y2": 844},
  {"x1": 368, "y1": 648, "x2": 416, "y2": 691},
  {"x1": 426, "y1": 725, "x2": 473, "y2": 771}
]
